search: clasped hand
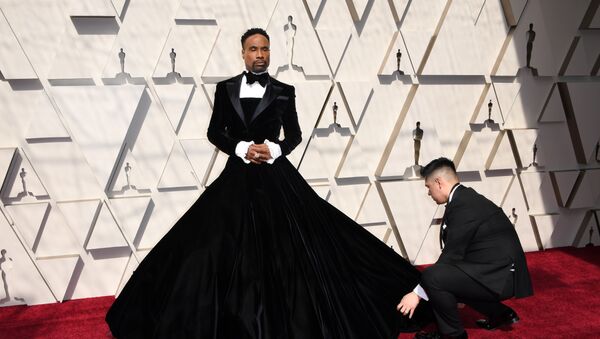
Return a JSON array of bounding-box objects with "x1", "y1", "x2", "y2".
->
[{"x1": 245, "y1": 143, "x2": 272, "y2": 164}]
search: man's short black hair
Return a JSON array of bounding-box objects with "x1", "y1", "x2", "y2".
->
[
  {"x1": 241, "y1": 28, "x2": 270, "y2": 47},
  {"x1": 420, "y1": 157, "x2": 456, "y2": 178}
]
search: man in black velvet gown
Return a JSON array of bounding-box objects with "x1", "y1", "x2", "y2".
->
[
  {"x1": 106, "y1": 27, "x2": 433, "y2": 338},
  {"x1": 396, "y1": 158, "x2": 533, "y2": 339}
]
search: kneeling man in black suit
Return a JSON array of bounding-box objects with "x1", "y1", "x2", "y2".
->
[{"x1": 397, "y1": 157, "x2": 533, "y2": 338}]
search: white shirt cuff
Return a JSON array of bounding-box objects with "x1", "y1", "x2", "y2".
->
[
  {"x1": 413, "y1": 284, "x2": 429, "y2": 301},
  {"x1": 235, "y1": 141, "x2": 253, "y2": 164},
  {"x1": 264, "y1": 139, "x2": 282, "y2": 165}
]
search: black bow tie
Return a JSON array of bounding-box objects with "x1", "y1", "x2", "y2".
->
[{"x1": 245, "y1": 72, "x2": 269, "y2": 87}]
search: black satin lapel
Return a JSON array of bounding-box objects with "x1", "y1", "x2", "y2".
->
[
  {"x1": 250, "y1": 82, "x2": 283, "y2": 123},
  {"x1": 226, "y1": 77, "x2": 246, "y2": 126}
]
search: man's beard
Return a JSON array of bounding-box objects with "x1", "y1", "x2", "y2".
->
[{"x1": 252, "y1": 62, "x2": 268, "y2": 73}]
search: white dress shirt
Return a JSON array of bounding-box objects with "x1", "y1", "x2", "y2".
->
[{"x1": 235, "y1": 71, "x2": 282, "y2": 164}]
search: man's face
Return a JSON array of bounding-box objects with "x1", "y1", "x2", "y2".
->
[
  {"x1": 242, "y1": 34, "x2": 270, "y2": 73},
  {"x1": 424, "y1": 176, "x2": 446, "y2": 205}
]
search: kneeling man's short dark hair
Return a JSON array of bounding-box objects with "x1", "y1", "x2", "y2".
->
[{"x1": 420, "y1": 157, "x2": 456, "y2": 178}]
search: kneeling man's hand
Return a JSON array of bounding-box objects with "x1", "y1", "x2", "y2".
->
[{"x1": 396, "y1": 291, "x2": 420, "y2": 318}]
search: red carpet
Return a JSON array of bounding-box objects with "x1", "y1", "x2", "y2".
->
[{"x1": 0, "y1": 246, "x2": 599, "y2": 339}]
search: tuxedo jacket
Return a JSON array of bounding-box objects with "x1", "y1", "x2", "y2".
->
[
  {"x1": 207, "y1": 73, "x2": 302, "y2": 157},
  {"x1": 438, "y1": 185, "x2": 533, "y2": 299}
]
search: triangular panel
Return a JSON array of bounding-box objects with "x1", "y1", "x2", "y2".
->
[
  {"x1": 57, "y1": 200, "x2": 100, "y2": 248},
  {"x1": 339, "y1": 82, "x2": 412, "y2": 177},
  {"x1": 538, "y1": 84, "x2": 565, "y2": 122},
  {"x1": 24, "y1": 94, "x2": 71, "y2": 140},
  {"x1": 463, "y1": 172, "x2": 513, "y2": 207},
  {"x1": 136, "y1": 190, "x2": 199, "y2": 250},
  {"x1": 337, "y1": 81, "x2": 372, "y2": 124},
  {"x1": 0, "y1": 148, "x2": 16, "y2": 189},
  {"x1": 178, "y1": 86, "x2": 214, "y2": 140},
  {"x1": 0, "y1": 214, "x2": 56, "y2": 305},
  {"x1": 1, "y1": 149, "x2": 49, "y2": 203},
  {"x1": 154, "y1": 84, "x2": 195, "y2": 133},
  {"x1": 34, "y1": 206, "x2": 81, "y2": 258},
  {"x1": 511, "y1": 129, "x2": 538, "y2": 168},
  {"x1": 551, "y1": 170, "x2": 580, "y2": 207},
  {"x1": 109, "y1": 196, "x2": 152, "y2": 248},
  {"x1": 157, "y1": 141, "x2": 198, "y2": 189},
  {"x1": 108, "y1": 149, "x2": 152, "y2": 196},
  {"x1": 317, "y1": 84, "x2": 355, "y2": 130},
  {"x1": 266, "y1": 0, "x2": 330, "y2": 76},
  {"x1": 327, "y1": 181, "x2": 370, "y2": 219},
  {"x1": 158, "y1": 141, "x2": 198, "y2": 189},
  {"x1": 381, "y1": 180, "x2": 440, "y2": 265},
  {"x1": 205, "y1": 151, "x2": 228, "y2": 187},
  {"x1": 315, "y1": 28, "x2": 352, "y2": 75},
  {"x1": 575, "y1": 212, "x2": 600, "y2": 247},
  {"x1": 180, "y1": 139, "x2": 217, "y2": 186},
  {"x1": 501, "y1": 176, "x2": 540, "y2": 252},
  {"x1": 69, "y1": 254, "x2": 130, "y2": 300},
  {"x1": 487, "y1": 131, "x2": 518, "y2": 170},
  {"x1": 298, "y1": 145, "x2": 329, "y2": 180},
  {"x1": 519, "y1": 171, "x2": 560, "y2": 215},
  {"x1": 0, "y1": 13, "x2": 38, "y2": 79},
  {"x1": 6, "y1": 203, "x2": 51, "y2": 254},
  {"x1": 286, "y1": 81, "x2": 332, "y2": 167},
  {"x1": 567, "y1": 83, "x2": 600, "y2": 162},
  {"x1": 87, "y1": 202, "x2": 128, "y2": 250},
  {"x1": 458, "y1": 129, "x2": 500, "y2": 172},
  {"x1": 378, "y1": 32, "x2": 415, "y2": 75},
  {"x1": 36, "y1": 256, "x2": 79, "y2": 302},
  {"x1": 569, "y1": 169, "x2": 600, "y2": 209},
  {"x1": 382, "y1": 102, "x2": 441, "y2": 177},
  {"x1": 152, "y1": 25, "x2": 219, "y2": 78},
  {"x1": 51, "y1": 85, "x2": 146, "y2": 190}
]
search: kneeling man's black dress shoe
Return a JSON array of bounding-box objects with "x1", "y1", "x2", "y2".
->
[
  {"x1": 414, "y1": 330, "x2": 468, "y2": 339},
  {"x1": 475, "y1": 309, "x2": 519, "y2": 330}
]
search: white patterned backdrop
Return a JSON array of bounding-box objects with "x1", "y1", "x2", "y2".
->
[{"x1": 0, "y1": 0, "x2": 599, "y2": 306}]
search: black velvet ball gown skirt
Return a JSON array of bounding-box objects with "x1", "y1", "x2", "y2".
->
[{"x1": 106, "y1": 156, "x2": 431, "y2": 338}]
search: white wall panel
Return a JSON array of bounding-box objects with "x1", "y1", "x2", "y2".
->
[
  {"x1": 51, "y1": 85, "x2": 145, "y2": 190},
  {"x1": 0, "y1": 213, "x2": 56, "y2": 305},
  {"x1": 1, "y1": 0, "x2": 71, "y2": 78},
  {"x1": 399, "y1": 0, "x2": 447, "y2": 73},
  {"x1": 0, "y1": 12, "x2": 37, "y2": 79},
  {"x1": 567, "y1": 82, "x2": 600, "y2": 162},
  {"x1": 564, "y1": 31, "x2": 600, "y2": 76},
  {"x1": 382, "y1": 180, "x2": 441, "y2": 265},
  {"x1": 340, "y1": 81, "x2": 412, "y2": 177},
  {"x1": 101, "y1": 0, "x2": 180, "y2": 77},
  {"x1": 423, "y1": 0, "x2": 509, "y2": 75},
  {"x1": 25, "y1": 142, "x2": 104, "y2": 201},
  {"x1": 501, "y1": 175, "x2": 540, "y2": 252},
  {"x1": 152, "y1": 25, "x2": 219, "y2": 78},
  {"x1": 495, "y1": 0, "x2": 590, "y2": 76},
  {"x1": 335, "y1": 0, "x2": 397, "y2": 81}
]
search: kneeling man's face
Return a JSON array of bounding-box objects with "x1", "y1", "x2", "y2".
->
[{"x1": 425, "y1": 177, "x2": 445, "y2": 205}]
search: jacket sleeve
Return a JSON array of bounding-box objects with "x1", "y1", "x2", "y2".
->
[
  {"x1": 207, "y1": 82, "x2": 240, "y2": 155},
  {"x1": 275, "y1": 86, "x2": 302, "y2": 156}
]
